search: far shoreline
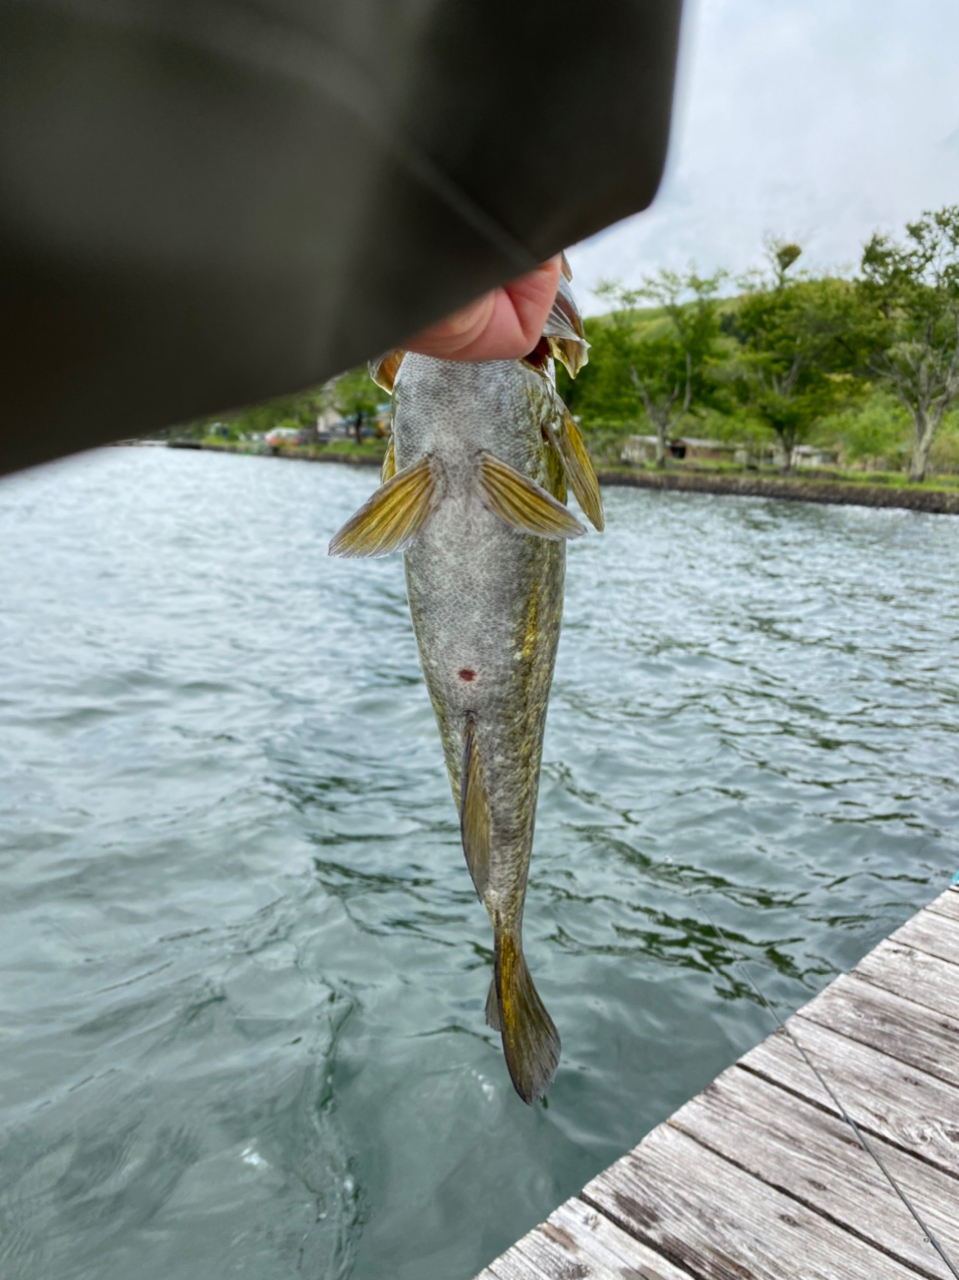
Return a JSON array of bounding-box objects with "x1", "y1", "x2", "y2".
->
[{"x1": 160, "y1": 440, "x2": 959, "y2": 516}]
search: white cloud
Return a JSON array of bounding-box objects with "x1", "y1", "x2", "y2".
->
[{"x1": 568, "y1": 0, "x2": 959, "y2": 312}]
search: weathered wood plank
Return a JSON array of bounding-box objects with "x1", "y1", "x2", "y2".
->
[
  {"x1": 740, "y1": 1017, "x2": 959, "y2": 1179},
  {"x1": 890, "y1": 909, "x2": 959, "y2": 968},
  {"x1": 854, "y1": 937, "x2": 959, "y2": 1022},
  {"x1": 493, "y1": 1198, "x2": 692, "y2": 1280},
  {"x1": 512, "y1": 1220, "x2": 630, "y2": 1280},
  {"x1": 796, "y1": 970, "x2": 959, "y2": 1090},
  {"x1": 488, "y1": 1248, "x2": 553, "y2": 1280},
  {"x1": 583, "y1": 1123, "x2": 921, "y2": 1280},
  {"x1": 925, "y1": 887, "x2": 959, "y2": 923},
  {"x1": 669, "y1": 1062, "x2": 959, "y2": 1279},
  {"x1": 548, "y1": 1198, "x2": 693, "y2": 1280}
]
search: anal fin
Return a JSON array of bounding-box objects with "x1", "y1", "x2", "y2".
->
[
  {"x1": 485, "y1": 976, "x2": 501, "y2": 1031},
  {"x1": 460, "y1": 715, "x2": 490, "y2": 900},
  {"x1": 476, "y1": 451, "x2": 585, "y2": 542},
  {"x1": 328, "y1": 455, "x2": 436, "y2": 558}
]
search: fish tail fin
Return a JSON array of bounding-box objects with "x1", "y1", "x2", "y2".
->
[{"x1": 493, "y1": 929, "x2": 560, "y2": 1104}]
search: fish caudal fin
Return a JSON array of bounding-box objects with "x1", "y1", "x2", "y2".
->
[
  {"x1": 547, "y1": 407, "x2": 604, "y2": 532},
  {"x1": 328, "y1": 455, "x2": 436, "y2": 557},
  {"x1": 476, "y1": 451, "x2": 585, "y2": 541},
  {"x1": 494, "y1": 931, "x2": 560, "y2": 1104}
]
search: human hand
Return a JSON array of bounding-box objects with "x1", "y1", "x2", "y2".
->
[{"x1": 403, "y1": 256, "x2": 561, "y2": 362}]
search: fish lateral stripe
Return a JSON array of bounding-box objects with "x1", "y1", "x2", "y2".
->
[
  {"x1": 328, "y1": 454, "x2": 437, "y2": 557},
  {"x1": 476, "y1": 451, "x2": 585, "y2": 541}
]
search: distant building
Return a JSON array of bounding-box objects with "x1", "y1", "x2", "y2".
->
[{"x1": 621, "y1": 435, "x2": 739, "y2": 464}]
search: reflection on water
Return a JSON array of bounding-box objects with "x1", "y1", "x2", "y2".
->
[{"x1": 0, "y1": 448, "x2": 957, "y2": 1280}]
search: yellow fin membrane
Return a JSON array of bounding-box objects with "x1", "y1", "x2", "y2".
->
[
  {"x1": 543, "y1": 276, "x2": 589, "y2": 378},
  {"x1": 460, "y1": 715, "x2": 490, "y2": 899},
  {"x1": 381, "y1": 435, "x2": 395, "y2": 483},
  {"x1": 368, "y1": 349, "x2": 405, "y2": 393},
  {"x1": 328, "y1": 455, "x2": 436, "y2": 558},
  {"x1": 476, "y1": 452, "x2": 585, "y2": 541},
  {"x1": 494, "y1": 931, "x2": 561, "y2": 1104},
  {"x1": 547, "y1": 408, "x2": 604, "y2": 532}
]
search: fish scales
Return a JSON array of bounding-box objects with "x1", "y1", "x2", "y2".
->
[
  {"x1": 329, "y1": 267, "x2": 601, "y2": 1102},
  {"x1": 397, "y1": 357, "x2": 565, "y2": 919}
]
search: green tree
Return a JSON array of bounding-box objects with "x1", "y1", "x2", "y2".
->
[
  {"x1": 727, "y1": 244, "x2": 859, "y2": 473},
  {"x1": 333, "y1": 366, "x2": 381, "y2": 443},
  {"x1": 857, "y1": 206, "x2": 959, "y2": 481},
  {"x1": 584, "y1": 269, "x2": 726, "y2": 467}
]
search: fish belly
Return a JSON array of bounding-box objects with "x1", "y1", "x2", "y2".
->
[{"x1": 404, "y1": 494, "x2": 564, "y2": 919}]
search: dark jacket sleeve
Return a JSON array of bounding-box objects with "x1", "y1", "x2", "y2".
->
[{"x1": 0, "y1": 0, "x2": 682, "y2": 475}]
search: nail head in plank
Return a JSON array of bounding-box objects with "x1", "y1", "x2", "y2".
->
[{"x1": 584, "y1": 1123, "x2": 922, "y2": 1280}]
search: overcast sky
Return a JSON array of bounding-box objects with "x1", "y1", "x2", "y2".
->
[{"x1": 567, "y1": 0, "x2": 959, "y2": 312}]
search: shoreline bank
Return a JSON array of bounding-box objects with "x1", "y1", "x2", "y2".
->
[
  {"x1": 596, "y1": 468, "x2": 959, "y2": 515},
  {"x1": 162, "y1": 440, "x2": 959, "y2": 515}
]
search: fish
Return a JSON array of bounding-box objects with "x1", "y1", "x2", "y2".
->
[{"x1": 328, "y1": 261, "x2": 602, "y2": 1102}]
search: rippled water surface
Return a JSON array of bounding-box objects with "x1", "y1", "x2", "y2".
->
[{"x1": 1, "y1": 447, "x2": 957, "y2": 1280}]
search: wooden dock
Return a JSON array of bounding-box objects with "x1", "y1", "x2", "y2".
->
[{"x1": 476, "y1": 885, "x2": 959, "y2": 1280}]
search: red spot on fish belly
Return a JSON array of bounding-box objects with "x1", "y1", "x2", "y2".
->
[{"x1": 458, "y1": 669, "x2": 476, "y2": 682}]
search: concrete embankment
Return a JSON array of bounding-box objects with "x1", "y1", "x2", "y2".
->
[
  {"x1": 167, "y1": 440, "x2": 382, "y2": 467},
  {"x1": 167, "y1": 441, "x2": 959, "y2": 514},
  {"x1": 597, "y1": 468, "x2": 959, "y2": 516}
]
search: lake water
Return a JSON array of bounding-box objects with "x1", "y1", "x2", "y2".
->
[{"x1": 1, "y1": 447, "x2": 957, "y2": 1280}]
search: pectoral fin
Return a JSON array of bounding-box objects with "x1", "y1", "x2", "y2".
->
[
  {"x1": 328, "y1": 455, "x2": 436, "y2": 557},
  {"x1": 547, "y1": 408, "x2": 604, "y2": 532},
  {"x1": 460, "y1": 715, "x2": 490, "y2": 899},
  {"x1": 476, "y1": 452, "x2": 585, "y2": 541}
]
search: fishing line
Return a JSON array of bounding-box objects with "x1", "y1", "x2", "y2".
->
[{"x1": 684, "y1": 886, "x2": 959, "y2": 1279}]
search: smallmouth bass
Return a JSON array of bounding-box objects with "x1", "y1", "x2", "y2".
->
[{"x1": 329, "y1": 263, "x2": 602, "y2": 1102}]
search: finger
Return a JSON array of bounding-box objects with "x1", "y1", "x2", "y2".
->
[{"x1": 404, "y1": 256, "x2": 562, "y2": 362}]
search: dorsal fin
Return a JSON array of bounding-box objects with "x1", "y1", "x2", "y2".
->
[
  {"x1": 476, "y1": 451, "x2": 585, "y2": 541},
  {"x1": 368, "y1": 350, "x2": 405, "y2": 393},
  {"x1": 460, "y1": 715, "x2": 490, "y2": 899},
  {"x1": 546, "y1": 407, "x2": 604, "y2": 531},
  {"x1": 543, "y1": 275, "x2": 589, "y2": 378},
  {"x1": 328, "y1": 455, "x2": 436, "y2": 557}
]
